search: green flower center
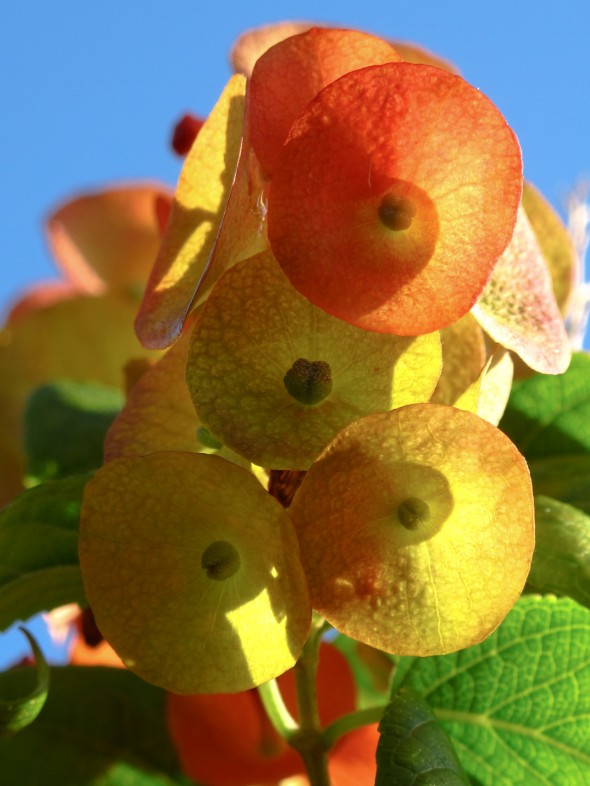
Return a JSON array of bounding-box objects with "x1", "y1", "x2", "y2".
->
[
  {"x1": 201, "y1": 540, "x2": 241, "y2": 581},
  {"x1": 378, "y1": 194, "x2": 416, "y2": 231},
  {"x1": 196, "y1": 426, "x2": 223, "y2": 451},
  {"x1": 283, "y1": 358, "x2": 333, "y2": 406},
  {"x1": 397, "y1": 497, "x2": 431, "y2": 530}
]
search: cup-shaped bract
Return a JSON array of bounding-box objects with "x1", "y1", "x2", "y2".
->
[
  {"x1": 289, "y1": 404, "x2": 534, "y2": 655},
  {"x1": 522, "y1": 181, "x2": 578, "y2": 316},
  {"x1": 472, "y1": 206, "x2": 571, "y2": 374},
  {"x1": 430, "y1": 314, "x2": 487, "y2": 406},
  {"x1": 453, "y1": 348, "x2": 514, "y2": 426},
  {"x1": 248, "y1": 27, "x2": 401, "y2": 177},
  {"x1": 135, "y1": 75, "x2": 247, "y2": 349},
  {"x1": 267, "y1": 62, "x2": 522, "y2": 336},
  {"x1": 104, "y1": 326, "x2": 251, "y2": 472},
  {"x1": 79, "y1": 452, "x2": 311, "y2": 693},
  {"x1": 186, "y1": 252, "x2": 441, "y2": 469},
  {"x1": 231, "y1": 21, "x2": 314, "y2": 77},
  {"x1": 46, "y1": 184, "x2": 172, "y2": 298}
]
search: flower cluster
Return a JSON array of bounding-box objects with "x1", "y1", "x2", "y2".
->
[
  {"x1": 78, "y1": 22, "x2": 575, "y2": 695},
  {"x1": 2, "y1": 20, "x2": 578, "y2": 786}
]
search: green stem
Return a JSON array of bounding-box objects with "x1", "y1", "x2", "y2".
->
[
  {"x1": 322, "y1": 705, "x2": 385, "y2": 749},
  {"x1": 257, "y1": 679, "x2": 298, "y2": 742},
  {"x1": 257, "y1": 615, "x2": 333, "y2": 786},
  {"x1": 289, "y1": 615, "x2": 331, "y2": 786}
]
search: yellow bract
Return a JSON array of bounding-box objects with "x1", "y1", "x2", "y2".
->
[
  {"x1": 289, "y1": 403, "x2": 534, "y2": 656},
  {"x1": 135, "y1": 75, "x2": 247, "y2": 349},
  {"x1": 522, "y1": 181, "x2": 578, "y2": 316},
  {"x1": 453, "y1": 348, "x2": 514, "y2": 425},
  {"x1": 187, "y1": 252, "x2": 442, "y2": 469},
  {"x1": 79, "y1": 452, "x2": 311, "y2": 693},
  {"x1": 431, "y1": 314, "x2": 486, "y2": 406},
  {"x1": 105, "y1": 326, "x2": 250, "y2": 472}
]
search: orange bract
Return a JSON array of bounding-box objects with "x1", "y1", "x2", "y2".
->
[
  {"x1": 167, "y1": 643, "x2": 374, "y2": 786},
  {"x1": 248, "y1": 27, "x2": 400, "y2": 177},
  {"x1": 267, "y1": 62, "x2": 522, "y2": 335},
  {"x1": 46, "y1": 184, "x2": 171, "y2": 297}
]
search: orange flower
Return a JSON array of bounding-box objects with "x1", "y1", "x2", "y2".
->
[
  {"x1": 248, "y1": 27, "x2": 400, "y2": 178},
  {"x1": 45, "y1": 183, "x2": 172, "y2": 297},
  {"x1": 266, "y1": 62, "x2": 522, "y2": 335},
  {"x1": 167, "y1": 643, "x2": 378, "y2": 786}
]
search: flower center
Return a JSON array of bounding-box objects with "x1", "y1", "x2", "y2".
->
[
  {"x1": 378, "y1": 194, "x2": 417, "y2": 231},
  {"x1": 283, "y1": 358, "x2": 333, "y2": 406},
  {"x1": 397, "y1": 497, "x2": 431, "y2": 530},
  {"x1": 201, "y1": 540, "x2": 241, "y2": 581}
]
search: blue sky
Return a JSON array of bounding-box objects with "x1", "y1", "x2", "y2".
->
[
  {"x1": 1, "y1": 1, "x2": 589, "y2": 665},
  {"x1": 1, "y1": 1, "x2": 589, "y2": 316}
]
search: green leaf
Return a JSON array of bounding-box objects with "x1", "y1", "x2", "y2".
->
[
  {"x1": 376, "y1": 687, "x2": 470, "y2": 786},
  {"x1": 394, "y1": 595, "x2": 590, "y2": 785},
  {"x1": 23, "y1": 380, "x2": 123, "y2": 484},
  {"x1": 0, "y1": 629, "x2": 49, "y2": 736},
  {"x1": 499, "y1": 352, "x2": 590, "y2": 461},
  {"x1": 529, "y1": 455, "x2": 590, "y2": 515},
  {"x1": 526, "y1": 496, "x2": 590, "y2": 607},
  {"x1": 0, "y1": 474, "x2": 90, "y2": 631},
  {"x1": 0, "y1": 666, "x2": 191, "y2": 785},
  {"x1": 332, "y1": 633, "x2": 393, "y2": 708}
]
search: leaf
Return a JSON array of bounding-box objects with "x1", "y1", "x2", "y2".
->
[
  {"x1": 395, "y1": 595, "x2": 590, "y2": 785},
  {"x1": 500, "y1": 352, "x2": 590, "y2": 461},
  {"x1": 0, "y1": 629, "x2": 49, "y2": 736},
  {"x1": 0, "y1": 293, "x2": 159, "y2": 507},
  {"x1": 0, "y1": 666, "x2": 191, "y2": 785},
  {"x1": 24, "y1": 380, "x2": 123, "y2": 484},
  {"x1": 332, "y1": 633, "x2": 393, "y2": 708},
  {"x1": 376, "y1": 687, "x2": 470, "y2": 785},
  {"x1": 526, "y1": 496, "x2": 590, "y2": 608},
  {"x1": 529, "y1": 455, "x2": 590, "y2": 515},
  {"x1": 230, "y1": 20, "x2": 313, "y2": 76},
  {"x1": 431, "y1": 314, "x2": 486, "y2": 407},
  {"x1": 0, "y1": 475, "x2": 90, "y2": 631},
  {"x1": 453, "y1": 347, "x2": 514, "y2": 426}
]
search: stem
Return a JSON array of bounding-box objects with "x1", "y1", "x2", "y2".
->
[
  {"x1": 322, "y1": 705, "x2": 385, "y2": 749},
  {"x1": 257, "y1": 679, "x2": 298, "y2": 742},
  {"x1": 289, "y1": 615, "x2": 331, "y2": 786}
]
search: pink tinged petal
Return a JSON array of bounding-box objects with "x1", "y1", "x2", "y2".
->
[{"x1": 472, "y1": 207, "x2": 571, "y2": 374}]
